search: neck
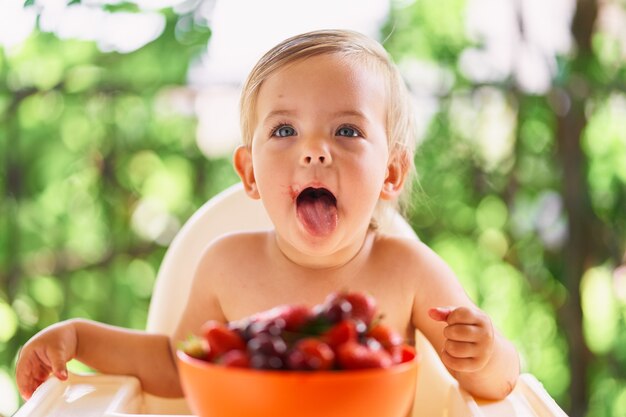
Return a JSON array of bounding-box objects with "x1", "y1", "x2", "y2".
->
[{"x1": 271, "y1": 229, "x2": 375, "y2": 272}]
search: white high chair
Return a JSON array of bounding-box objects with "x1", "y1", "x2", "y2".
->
[
  {"x1": 146, "y1": 182, "x2": 569, "y2": 417},
  {"x1": 15, "y1": 183, "x2": 569, "y2": 417}
]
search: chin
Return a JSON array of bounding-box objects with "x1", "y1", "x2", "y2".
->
[{"x1": 292, "y1": 227, "x2": 344, "y2": 254}]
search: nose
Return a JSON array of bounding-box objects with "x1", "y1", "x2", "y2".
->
[{"x1": 300, "y1": 138, "x2": 332, "y2": 166}]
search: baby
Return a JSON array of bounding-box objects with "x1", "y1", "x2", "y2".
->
[{"x1": 16, "y1": 29, "x2": 519, "y2": 401}]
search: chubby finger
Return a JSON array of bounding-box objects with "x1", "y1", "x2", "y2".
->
[
  {"x1": 18, "y1": 381, "x2": 33, "y2": 400},
  {"x1": 25, "y1": 374, "x2": 48, "y2": 399},
  {"x1": 17, "y1": 372, "x2": 35, "y2": 400},
  {"x1": 16, "y1": 356, "x2": 50, "y2": 400},
  {"x1": 428, "y1": 307, "x2": 454, "y2": 322},
  {"x1": 443, "y1": 323, "x2": 483, "y2": 342},
  {"x1": 446, "y1": 306, "x2": 481, "y2": 325},
  {"x1": 443, "y1": 339, "x2": 477, "y2": 359},
  {"x1": 440, "y1": 350, "x2": 485, "y2": 372},
  {"x1": 46, "y1": 349, "x2": 69, "y2": 381}
]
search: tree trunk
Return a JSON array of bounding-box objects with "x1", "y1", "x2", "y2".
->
[
  {"x1": 554, "y1": 1, "x2": 598, "y2": 416},
  {"x1": 556, "y1": 101, "x2": 592, "y2": 417}
]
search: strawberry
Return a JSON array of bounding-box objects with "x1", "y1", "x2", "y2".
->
[
  {"x1": 343, "y1": 292, "x2": 377, "y2": 326},
  {"x1": 241, "y1": 305, "x2": 313, "y2": 338},
  {"x1": 287, "y1": 338, "x2": 335, "y2": 371},
  {"x1": 363, "y1": 337, "x2": 384, "y2": 352},
  {"x1": 202, "y1": 321, "x2": 246, "y2": 357},
  {"x1": 368, "y1": 324, "x2": 403, "y2": 350},
  {"x1": 189, "y1": 291, "x2": 416, "y2": 371},
  {"x1": 336, "y1": 341, "x2": 393, "y2": 370},
  {"x1": 389, "y1": 344, "x2": 416, "y2": 365},
  {"x1": 278, "y1": 305, "x2": 314, "y2": 331},
  {"x1": 219, "y1": 349, "x2": 250, "y2": 368},
  {"x1": 180, "y1": 336, "x2": 210, "y2": 361},
  {"x1": 322, "y1": 320, "x2": 358, "y2": 349}
]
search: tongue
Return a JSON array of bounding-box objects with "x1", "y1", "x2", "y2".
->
[{"x1": 297, "y1": 194, "x2": 338, "y2": 236}]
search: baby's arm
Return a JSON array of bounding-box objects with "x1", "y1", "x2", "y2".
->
[
  {"x1": 410, "y1": 241, "x2": 520, "y2": 400},
  {"x1": 16, "y1": 320, "x2": 180, "y2": 400},
  {"x1": 16, "y1": 235, "x2": 233, "y2": 401},
  {"x1": 427, "y1": 305, "x2": 519, "y2": 399}
]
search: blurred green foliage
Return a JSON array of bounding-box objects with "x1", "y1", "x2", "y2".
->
[
  {"x1": 0, "y1": 6, "x2": 237, "y2": 414},
  {"x1": 382, "y1": 1, "x2": 626, "y2": 416},
  {"x1": 1, "y1": 1, "x2": 625, "y2": 417}
]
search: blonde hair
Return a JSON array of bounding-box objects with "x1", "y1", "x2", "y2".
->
[{"x1": 239, "y1": 29, "x2": 417, "y2": 216}]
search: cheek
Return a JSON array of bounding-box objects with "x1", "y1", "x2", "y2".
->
[
  {"x1": 343, "y1": 156, "x2": 388, "y2": 201},
  {"x1": 354, "y1": 150, "x2": 389, "y2": 183},
  {"x1": 251, "y1": 146, "x2": 276, "y2": 176},
  {"x1": 253, "y1": 140, "x2": 290, "y2": 166},
  {"x1": 252, "y1": 148, "x2": 291, "y2": 199}
]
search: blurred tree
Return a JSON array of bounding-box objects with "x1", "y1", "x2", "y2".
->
[
  {"x1": 1, "y1": 0, "x2": 625, "y2": 416},
  {"x1": 0, "y1": 2, "x2": 238, "y2": 412},
  {"x1": 383, "y1": 0, "x2": 626, "y2": 416}
]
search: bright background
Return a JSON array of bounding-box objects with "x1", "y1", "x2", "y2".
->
[{"x1": 1, "y1": 1, "x2": 625, "y2": 416}]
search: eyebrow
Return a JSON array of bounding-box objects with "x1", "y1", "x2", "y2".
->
[
  {"x1": 332, "y1": 110, "x2": 369, "y2": 119},
  {"x1": 262, "y1": 109, "x2": 369, "y2": 122},
  {"x1": 263, "y1": 110, "x2": 296, "y2": 121}
]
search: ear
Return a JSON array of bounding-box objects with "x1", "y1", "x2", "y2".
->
[
  {"x1": 380, "y1": 151, "x2": 410, "y2": 201},
  {"x1": 233, "y1": 145, "x2": 260, "y2": 199}
]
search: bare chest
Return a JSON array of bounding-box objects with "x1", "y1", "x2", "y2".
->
[{"x1": 214, "y1": 257, "x2": 415, "y2": 341}]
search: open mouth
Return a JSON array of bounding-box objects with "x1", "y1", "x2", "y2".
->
[
  {"x1": 296, "y1": 187, "x2": 337, "y2": 206},
  {"x1": 295, "y1": 187, "x2": 338, "y2": 236}
]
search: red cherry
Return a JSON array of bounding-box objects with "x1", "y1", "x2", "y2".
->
[
  {"x1": 319, "y1": 294, "x2": 352, "y2": 323},
  {"x1": 247, "y1": 333, "x2": 288, "y2": 370},
  {"x1": 245, "y1": 318, "x2": 285, "y2": 338},
  {"x1": 242, "y1": 305, "x2": 313, "y2": 337}
]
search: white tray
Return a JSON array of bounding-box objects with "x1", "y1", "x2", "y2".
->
[{"x1": 14, "y1": 372, "x2": 568, "y2": 417}]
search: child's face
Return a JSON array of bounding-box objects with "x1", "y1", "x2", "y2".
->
[{"x1": 236, "y1": 53, "x2": 403, "y2": 262}]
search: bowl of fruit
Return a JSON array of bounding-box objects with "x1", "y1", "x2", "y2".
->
[{"x1": 177, "y1": 291, "x2": 419, "y2": 417}]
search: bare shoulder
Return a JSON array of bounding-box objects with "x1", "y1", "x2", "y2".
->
[
  {"x1": 194, "y1": 230, "x2": 272, "y2": 293},
  {"x1": 375, "y1": 233, "x2": 478, "y2": 331},
  {"x1": 199, "y1": 231, "x2": 269, "y2": 267},
  {"x1": 174, "y1": 231, "x2": 271, "y2": 340},
  {"x1": 372, "y1": 233, "x2": 451, "y2": 275},
  {"x1": 372, "y1": 233, "x2": 468, "y2": 306},
  {"x1": 206, "y1": 230, "x2": 268, "y2": 251}
]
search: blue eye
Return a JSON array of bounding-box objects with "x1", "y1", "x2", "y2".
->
[
  {"x1": 272, "y1": 125, "x2": 296, "y2": 137},
  {"x1": 336, "y1": 126, "x2": 361, "y2": 137}
]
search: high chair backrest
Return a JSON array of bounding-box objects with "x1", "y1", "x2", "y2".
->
[
  {"x1": 147, "y1": 182, "x2": 273, "y2": 335},
  {"x1": 146, "y1": 181, "x2": 418, "y2": 335},
  {"x1": 146, "y1": 182, "x2": 457, "y2": 416}
]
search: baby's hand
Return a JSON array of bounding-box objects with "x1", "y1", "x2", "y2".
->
[
  {"x1": 428, "y1": 306, "x2": 494, "y2": 373},
  {"x1": 15, "y1": 321, "x2": 77, "y2": 400}
]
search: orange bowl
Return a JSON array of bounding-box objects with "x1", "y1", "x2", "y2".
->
[{"x1": 177, "y1": 349, "x2": 419, "y2": 417}]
